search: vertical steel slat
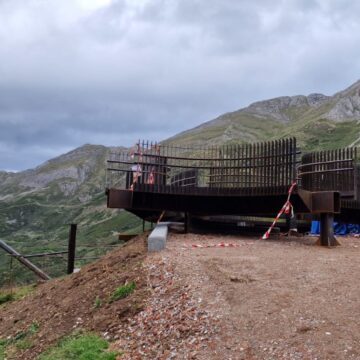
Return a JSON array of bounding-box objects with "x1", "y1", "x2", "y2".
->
[
  {"x1": 280, "y1": 139, "x2": 284, "y2": 188},
  {"x1": 282, "y1": 138, "x2": 285, "y2": 188},
  {"x1": 245, "y1": 143, "x2": 249, "y2": 192},
  {"x1": 282, "y1": 139, "x2": 285, "y2": 187},
  {"x1": 270, "y1": 141, "x2": 275, "y2": 193},
  {"x1": 258, "y1": 142, "x2": 262, "y2": 193},
  {"x1": 249, "y1": 143, "x2": 253, "y2": 193},
  {"x1": 336, "y1": 149, "x2": 344, "y2": 191},
  {"x1": 266, "y1": 141, "x2": 270, "y2": 194},
  {"x1": 252, "y1": 142, "x2": 256, "y2": 193},
  {"x1": 341, "y1": 148, "x2": 344, "y2": 192},
  {"x1": 240, "y1": 144, "x2": 243, "y2": 190},
  {"x1": 255, "y1": 141, "x2": 258, "y2": 193},
  {"x1": 355, "y1": 147, "x2": 358, "y2": 200},
  {"x1": 271, "y1": 140, "x2": 275, "y2": 191},
  {"x1": 329, "y1": 149, "x2": 333, "y2": 191},
  {"x1": 246, "y1": 143, "x2": 249, "y2": 192},
  {"x1": 273, "y1": 140, "x2": 277, "y2": 191},
  {"x1": 263, "y1": 142, "x2": 269, "y2": 194},
  {"x1": 247, "y1": 143, "x2": 251, "y2": 194},
  {"x1": 286, "y1": 138, "x2": 289, "y2": 186}
]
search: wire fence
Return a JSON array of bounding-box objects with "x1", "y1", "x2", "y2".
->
[{"x1": 0, "y1": 224, "x2": 134, "y2": 289}]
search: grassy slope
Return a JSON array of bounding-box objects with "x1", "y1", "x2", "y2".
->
[
  {"x1": 37, "y1": 333, "x2": 118, "y2": 360},
  {"x1": 167, "y1": 114, "x2": 285, "y2": 146},
  {"x1": 279, "y1": 100, "x2": 360, "y2": 150},
  {"x1": 0, "y1": 189, "x2": 145, "y2": 286},
  {"x1": 0, "y1": 145, "x2": 144, "y2": 287},
  {"x1": 168, "y1": 97, "x2": 360, "y2": 151}
]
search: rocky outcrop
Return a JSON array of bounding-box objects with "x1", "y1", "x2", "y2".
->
[
  {"x1": 243, "y1": 93, "x2": 332, "y2": 122},
  {"x1": 307, "y1": 93, "x2": 330, "y2": 107},
  {"x1": 326, "y1": 91, "x2": 360, "y2": 121},
  {"x1": 0, "y1": 144, "x2": 109, "y2": 200},
  {"x1": 19, "y1": 166, "x2": 80, "y2": 189},
  {"x1": 244, "y1": 96, "x2": 295, "y2": 122},
  {"x1": 244, "y1": 82, "x2": 360, "y2": 123}
]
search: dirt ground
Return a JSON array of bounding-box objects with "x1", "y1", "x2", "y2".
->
[
  {"x1": 1, "y1": 232, "x2": 360, "y2": 359},
  {"x1": 162, "y1": 233, "x2": 360, "y2": 360},
  {"x1": 0, "y1": 235, "x2": 149, "y2": 359}
]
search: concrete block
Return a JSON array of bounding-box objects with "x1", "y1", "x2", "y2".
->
[{"x1": 148, "y1": 223, "x2": 168, "y2": 252}]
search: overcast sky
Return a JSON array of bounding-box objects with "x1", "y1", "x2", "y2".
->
[{"x1": 1, "y1": 0, "x2": 360, "y2": 171}]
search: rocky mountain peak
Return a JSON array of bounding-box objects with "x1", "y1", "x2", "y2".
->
[
  {"x1": 326, "y1": 80, "x2": 360, "y2": 121},
  {"x1": 334, "y1": 79, "x2": 360, "y2": 97},
  {"x1": 244, "y1": 96, "x2": 296, "y2": 122},
  {"x1": 39, "y1": 144, "x2": 107, "y2": 169},
  {"x1": 243, "y1": 92, "x2": 330, "y2": 122},
  {"x1": 17, "y1": 144, "x2": 108, "y2": 195},
  {"x1": 306, "y1": 93, "x2": 330, "y2": 106},
  {"x1": 241, "y1": 80, "x2": 360, "y2": 123}
]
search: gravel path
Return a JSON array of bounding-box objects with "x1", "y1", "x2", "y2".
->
[{"x1": 162, "y1": 233, "x2": 360, "y2": 360}]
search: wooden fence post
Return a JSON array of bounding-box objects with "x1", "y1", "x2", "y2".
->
[{"x1": 67, "y1": 224, "x2": 77, "y2": 274}]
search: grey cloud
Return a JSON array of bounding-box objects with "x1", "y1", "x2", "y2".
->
[{"x1": 0, "y1": 0, "x2": 360, "y2": 170}]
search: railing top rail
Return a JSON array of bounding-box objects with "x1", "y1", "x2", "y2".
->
[{"x1": 297, "y1": 158, "x2": 354, "y2": 169}]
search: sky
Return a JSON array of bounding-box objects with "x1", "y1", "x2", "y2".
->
[{"x1": 1, "y1": 0, "x2": 360, "y2": 171}]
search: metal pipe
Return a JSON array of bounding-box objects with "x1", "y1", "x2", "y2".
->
[
  {"x1": 0, "y1": 239, "x2": 51, "y2": 280},
  {"x1": 297, "y1": 158, "x2": 353, "y2": 168},
  {"x1": 298, "y1": 167, "x2": 353, "y2": 176},
  {"x1": 9, "y1": 251, "x2": 68, "y2": 258}
]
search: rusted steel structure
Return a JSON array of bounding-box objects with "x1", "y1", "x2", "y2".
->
[{"x1": 106, "y1": 138, "x2": 360, "y2": 246}]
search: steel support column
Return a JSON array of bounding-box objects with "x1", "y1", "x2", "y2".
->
[{"x1": 317, "y1": 213, "x2": 340, "y2": 247}]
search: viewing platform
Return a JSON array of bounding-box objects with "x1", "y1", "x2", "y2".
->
[{"x1": 106, "y1": 138, "x2": 360, "y2": 246}]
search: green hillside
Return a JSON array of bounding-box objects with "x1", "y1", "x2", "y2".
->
[
  {"x1": 0, "y1": 145, "x2": 145, "y2": 286},
  {"x1": 167, "y1": 80, "x2": 360, "y2": 151}
]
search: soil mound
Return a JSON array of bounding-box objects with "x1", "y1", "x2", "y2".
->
[{"x1": 0, "y1": 235, "x2": 148, "y2": 359}]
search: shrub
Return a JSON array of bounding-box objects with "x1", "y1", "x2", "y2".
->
[
  {"x1": 0, "y1": 339, "x2": 7, "y2": 360},
  {"x1": 0, "y1": 293, "x2": 14, "y2": 305},
  {"x1": 94, "y1": 296, "x2": 102, "y2": 309},
  {"x1": 29, "y1": 322, "x2": 40, "y2": 334},
  {"x1": 109, "y1": 282, "x2": 136, "y2": 303}
]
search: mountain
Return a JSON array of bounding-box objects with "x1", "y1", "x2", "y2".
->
[
  {"x1": 0, "y1": 145, "x2": 143, "y2": 286},
  {"x1": 0, "y1": 144, "x2": 108, "y2": 201},
  {"x1": 1, "y1": 80, "x2": 360, "y2": 286},
  {"x1": 167, "y1": 79, "x2": 360, "y2": 150}
]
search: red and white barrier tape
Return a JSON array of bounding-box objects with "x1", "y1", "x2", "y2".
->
[
  {"x1": 261, "y1": 181, "x2": 297, "y2": 240},
  {"x1": 193, "y1": 242, "x2": 241, "y2": 248},
  {"x1": 183, "y1": 242, "x2": 254, "y2": 249}
]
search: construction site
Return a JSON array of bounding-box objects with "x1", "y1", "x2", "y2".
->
[
  {"x1": 106, "y1": 137, "x2": 360, "y2": 246},
  {"x1": 1, "y1": 137, "x2": 360, "y2": 359}
]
